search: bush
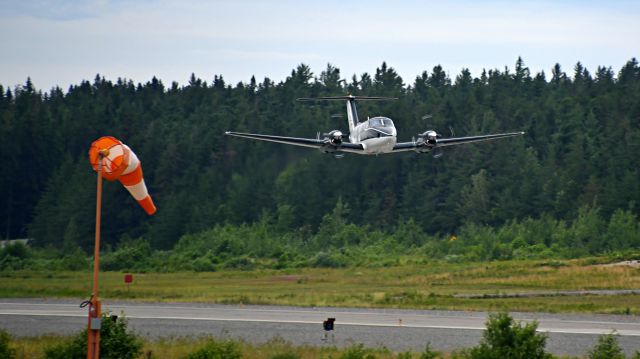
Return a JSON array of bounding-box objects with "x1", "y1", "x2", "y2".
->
[
  {"x1": 101, "y1": 238, "x2": 153, "y2": 271},
  {"x1": 186, "y1": 339, "x2": 242, "y2": 359},
  {"x1": 223, "y1": 256, "x2": 256, "y2": 270},
  {"x1": 0, "y1": 243, "x2": 31, "y2": 271},
  {"x1": 339, "y1": 344, "x2": 377, "y2": 359},
  {"x1": 419, "y1": 343, "x2": 441, "y2": 359},
  {"x1": 269, "y1": 352, "x2": 301, "y2": 359},
  {"x1": 587, "y1": 333, "x2": 625, "y2": 359},
  {"x1": 465, "y1": 312, "x2": 552, "y2": 359},
  {"x1": 0, "y1": 329, "x2": 16, "y2": 359},
  {"x1": 44, "y1": 313, "x2": 142, "y2": 359},
  {"x1": 312, "y1": 251, "x2": 347, "y2": 268},
  {"x1": 0, "y1": 243, "x2": 30, "y2": 260},
  {"x1": 43, "y1": 333, "x2": 85, "y2": 359}
]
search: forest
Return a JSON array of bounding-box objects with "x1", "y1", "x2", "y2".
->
[{"x1": 1, "y1": 57, "x2": 639, "y2": 271}]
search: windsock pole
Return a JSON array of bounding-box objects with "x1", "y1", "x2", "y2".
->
[
  {"x1": 87, "y1": 150, "x2": 106, "y2": 359},
  {"x1": 86, "y1": 137, "x2": 155, "y2": 359}
]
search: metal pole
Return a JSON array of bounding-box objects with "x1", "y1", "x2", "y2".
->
[{"x1": 87, "y1": 152, "x2": 105, "y2": 359}]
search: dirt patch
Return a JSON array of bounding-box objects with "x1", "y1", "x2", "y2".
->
[{"x1": 598, "y1": 260, "x2": 640, "y2": 268}]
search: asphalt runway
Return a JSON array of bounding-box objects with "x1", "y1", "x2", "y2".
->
[{"x1": 1, "y1": 299, "x2": 639, "y2": 357}]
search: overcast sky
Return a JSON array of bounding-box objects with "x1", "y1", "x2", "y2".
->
[{"x1": 1, "y1": 0, "x2": 638, "y2": 91}]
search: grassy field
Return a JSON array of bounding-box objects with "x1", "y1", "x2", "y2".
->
[{"x1": 1, "y1": 257, "x2": 639, "y2": 314}]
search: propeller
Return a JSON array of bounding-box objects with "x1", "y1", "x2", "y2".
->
[
  {"x1": 322, "y1": 130, "x2": 343, "y2": 145},
  {"x1": 415, "y1": 114, "x2": 445, "y2": 155}
]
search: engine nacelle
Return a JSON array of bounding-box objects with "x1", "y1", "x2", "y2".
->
[
  {"x1": 319, "y1": 130, "x2": 343, "y2": 153},
  {"x1": 424, "y1": 130, "x2": 438, "y2": 145},
  {"x1": 327, "y1": 130, "x2": 343, "y2": 145}
]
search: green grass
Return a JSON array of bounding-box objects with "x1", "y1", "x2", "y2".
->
[
  {"x1": 7, "y1": 335, "x2": 581, "y2": 359},
  {"x1": 6, "y1": 335, "x2": 427, "y2": 359},
  {"x1": 1, "y1": 257, "x2": 639, "y2": 314}
]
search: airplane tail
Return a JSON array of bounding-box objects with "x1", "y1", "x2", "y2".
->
[{"x1": 297, "y1": 95, "x2": 397, "y2": 137}]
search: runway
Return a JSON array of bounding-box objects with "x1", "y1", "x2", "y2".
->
[{"x1": 1, "y1": 299, "x2": 639, "y2": 356}]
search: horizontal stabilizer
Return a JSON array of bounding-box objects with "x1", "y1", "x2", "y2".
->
[{"x1": 296, "y1": 95, "x2": 397, "y2": 102}]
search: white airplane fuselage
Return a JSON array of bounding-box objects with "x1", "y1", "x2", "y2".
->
[
  {"x1": 345, "y1": 98, "x2": 398, "y2": 154},
  {"x1": 349, "y1": 117, "x2": 398, "y2": 154}
]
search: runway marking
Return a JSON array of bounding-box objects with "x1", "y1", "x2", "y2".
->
[{"x1": 2, "y1": 302, "x2": 639, "y2": 329}]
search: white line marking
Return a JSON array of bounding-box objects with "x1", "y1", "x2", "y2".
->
[{"x1": 2, "y1": 303, "x2": 637, "y2": 329}]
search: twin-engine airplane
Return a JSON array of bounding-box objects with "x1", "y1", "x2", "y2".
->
[{"x1": 225, "y1": 95, "x2": 524, "y2": 156}]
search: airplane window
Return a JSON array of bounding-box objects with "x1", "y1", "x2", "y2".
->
[
  {"x1": 383, "y1": 119, "x2": 394, "y2": 127},
  {"x1": 370, "y1": 118, "x2": 382, "y2": 126}
]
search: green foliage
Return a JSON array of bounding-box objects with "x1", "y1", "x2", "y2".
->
[
  {"x1": 0, "y1": 329, "x2": 16, "y2": 359},
  {"x1": 269, "y1": 352, "x2": 301, "y2": 359},
  {"x1": 587, "y1": 333, "x2": 625, "y2": 359},
  {"x1": 185, "y1": 339, "x2": 242, "y2": 359},
  {"x1": 43, "y1": 313, "x2": 143, "y2": 359},
  {"x1": 0, "y1": 243, "x2": 29, "y2": 260},
  {"x1": 419, "y1": 343, "x2": 441, "y2": 359},
  {"x1": 43, "y1": 333, "x2": 85, "y2": 359},
  {"x1": 101, "y1": 237, "x2": 154, "y2": 271},
  {"x1": 0, "y1": 243, "x2": 30, "y2": 270},
  {"x1": 339, "y1": 343, "x2": 377, "y2": 359},
  {"x1": 464, "y1": 312, "x2": 552, "y2": 359}
]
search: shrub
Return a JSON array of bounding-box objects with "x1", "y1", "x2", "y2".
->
[
  {"x1": 587, "y1": 333, "x2": 625, "y2": 359},
  {"x1": 0, "y1": 243, "x2": 31, "y2": 271},
  {"x1": 223, "y1": 256, "x2": 256, "y2": 270},
  {"x1": 0, "y1": 243, "x2": 30, "y2": 260},
  {"x1": 101, "y1": 238, "x2": 153, "y2": 271},
  {"x1": 339, "y1": 344, "x2": 377, "y2": 359},
  {"x1": 269, "y1": 352, "x2": 301, "y2": 359},
  {"x1": 312, "y1": 251, "x2": 347, "y2": 268},
  {"x1": 44, "y1": 313, "x2": 142, "y2": 359},
  {"x1": 0, "y1": 329, "x2": 16, "y2": 359},
  {"x1": 186, "y1": 339, "x2": 242, "y2": 359},
  {"x1": 465, "y1": 312, "x2": 552, "y2": 359},
  {"x1": 43, "y1": 333, "x2": 85, "y2": 359},
  {"x1": 419, "y1": 343, "x2": 441, "y2": 359}
]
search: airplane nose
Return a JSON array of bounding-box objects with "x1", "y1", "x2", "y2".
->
[{"x1": 373, "y1": 126, "x2": 395, "y2": 136}]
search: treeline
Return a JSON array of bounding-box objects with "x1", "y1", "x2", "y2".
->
[
  {"x1": 1, "y1": 58, "x2": 639, "y2": 261},
  {"x1": 2, "y1": 202, "x2": 638, "y2": 271}
]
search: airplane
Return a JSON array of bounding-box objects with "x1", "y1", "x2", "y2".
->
[{"x1": 225, "y1": 95, "x2": 524, "y2": 156}]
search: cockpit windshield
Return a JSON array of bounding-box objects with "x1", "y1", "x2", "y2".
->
[{"x1": 369, "y1": 117, "x2": 394, "y2": 127}]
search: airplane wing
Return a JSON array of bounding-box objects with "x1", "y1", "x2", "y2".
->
[
  {"x1": 225, "y1": 131, "x2": 365, "y2": 153},
  {"x1": 392, "y1": 131, "x2": 524, "y2": 153}
]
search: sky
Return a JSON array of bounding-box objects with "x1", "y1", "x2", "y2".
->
[{"x1": 0, "y1": 0, "x2": 638, "y2": 92}]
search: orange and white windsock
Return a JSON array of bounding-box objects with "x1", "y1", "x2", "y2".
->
[{"x1": 89, "y1": 136, "x2": 157, "y2": 215}]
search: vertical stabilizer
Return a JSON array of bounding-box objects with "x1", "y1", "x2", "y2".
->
[{"x1": 346, "y1": 97, "x2": 359, "y2": 135}]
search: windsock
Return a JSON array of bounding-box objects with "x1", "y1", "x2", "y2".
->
[{"x1": 89, "y1": 136, "x2": 156, "y2": 215}]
